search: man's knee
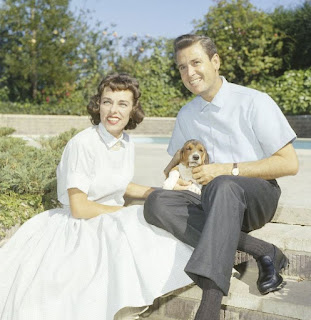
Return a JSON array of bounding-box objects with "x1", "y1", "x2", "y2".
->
[
  {"x1": 203, "y1": 175, "x2": 245, "y2": 197},
  {"x1": 143, "y1": 189, "x2": 165, "y2": 226},
  {"x1": 201, "y1": 175, "x2": 246, "y2": 213}
]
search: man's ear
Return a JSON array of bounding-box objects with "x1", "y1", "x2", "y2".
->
[
  {"x1": 164, "y1": 149, "x2": 181, "y2": 178},
  {"x1": 211, "y1": 53, "x2": 221, "y2": 71}
]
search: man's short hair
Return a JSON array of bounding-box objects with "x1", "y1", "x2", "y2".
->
[{"x1": 174, "y1": 34, "x2": 217, "y2": 62}]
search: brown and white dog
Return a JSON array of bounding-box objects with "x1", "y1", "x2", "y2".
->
[{"x1": 163, "y1": 139, "x2": 209, "y2": 195}]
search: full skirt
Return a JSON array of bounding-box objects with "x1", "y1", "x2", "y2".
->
[{"x1": 0, "y1": 205, "x2": 193, "y2": 320}]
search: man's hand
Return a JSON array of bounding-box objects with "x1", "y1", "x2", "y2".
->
[
  {"x1": 192, "y1": 163, "x2": 230, "y2": 185},
  {"x1": 173, "y1": 178, "x2": 192, "y2": 190}
]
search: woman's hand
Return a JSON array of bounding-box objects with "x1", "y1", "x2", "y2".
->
[{"x1": 68, "y1": 188, "x2": 123, "y2": 219}]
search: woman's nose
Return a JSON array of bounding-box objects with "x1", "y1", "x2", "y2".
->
[{"x1": 110, "y1": 103, "x2": 118, "y2": 113}]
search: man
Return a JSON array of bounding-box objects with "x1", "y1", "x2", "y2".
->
[{"x1": 144, "y1": 34, "x2": 299, "y2": 320}]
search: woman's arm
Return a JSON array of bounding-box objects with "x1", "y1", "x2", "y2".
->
[
  {"x1": 125, "y1": 182, "x2": 154, "y2": 199},
  {"x1": 68, "y1": 188, "x2": 123, "y2": 219}
]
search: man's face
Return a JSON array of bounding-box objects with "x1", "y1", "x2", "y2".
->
[{"x1": 176, "y1": 42, "x2": 221, "y2": 101}]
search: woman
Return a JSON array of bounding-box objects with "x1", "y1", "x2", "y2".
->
[{"x1": 0, "y1": 73, "x2": 193, "y2": 320}]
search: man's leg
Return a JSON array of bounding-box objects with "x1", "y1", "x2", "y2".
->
[
  {"x1": 144, "y1": 175, "x2": 281, "y2": 292},
  {"x1": 144, "y1": 189, "x2": 205, "y2": 248},
  {"x1": 144, "y1": 176, "x2": 281, "y2": 320},
  {"x1": 185, "y1": 175, "x2": 280, "y2": 294}
]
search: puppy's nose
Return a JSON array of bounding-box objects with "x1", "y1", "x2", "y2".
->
[{"x1": 192, "y1": 154, "x2": 199, "y2": 160}]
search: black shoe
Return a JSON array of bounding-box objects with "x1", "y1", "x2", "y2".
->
[{"x1": 256, "y1": 245, "x2": 289, "y2": 295}]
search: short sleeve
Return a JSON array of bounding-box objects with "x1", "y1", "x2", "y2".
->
[
  {"x1": 57, "y1": 137, "x2": 95, "y2": 204},
  {"x1": 251, "y1": 93, "x2": 296, "y2": 156},
  {"x1": 167, "y1": 116, "x2": 188, "y2": 156}
]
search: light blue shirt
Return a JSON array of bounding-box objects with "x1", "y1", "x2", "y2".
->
[{"x1": 168, "y1": 77, "x2": 296, "y2": 164}]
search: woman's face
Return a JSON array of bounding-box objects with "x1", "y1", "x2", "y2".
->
[{"x1": 100, "y1": 87, "x2": 134, "y2": 138}]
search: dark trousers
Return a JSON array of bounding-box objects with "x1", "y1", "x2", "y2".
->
[{"x1": 143, "y1": 175, "x2": 281, "y2": 295}]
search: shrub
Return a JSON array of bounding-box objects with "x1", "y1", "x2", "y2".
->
[
  {"x1": 0, "y1": 127, "x2": 15, "y2": 136},
  {"x1": 0, "y1": 192, "x2": 44, "y2": 238},
  {"x1": 250, "y1": 68, "x2": 311, "y2": 114},
  {"x1": 0, "y1": 129, "x2": 79, "y2": 239}
]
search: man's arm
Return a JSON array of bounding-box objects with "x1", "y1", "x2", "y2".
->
[{"x1": 192, "y1": 143, "x2": 299, "y2": 185}]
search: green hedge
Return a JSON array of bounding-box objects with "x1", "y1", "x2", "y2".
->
[
  {"x1": 0, "y1": 128, "x2": 79, "y2": 239},
  {"x1": 249, "y1": 68, "x2": 311, "y2": 115},
  {"x1": 1, "y1": 68, "x2": 310, "y2": 116}
]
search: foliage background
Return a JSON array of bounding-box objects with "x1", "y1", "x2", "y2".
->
[{"x1": 0, "y1": 0, "x2": 310, "y2": 117}]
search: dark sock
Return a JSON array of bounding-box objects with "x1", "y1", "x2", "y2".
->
[
  {"x1": 194, "y1": 277, "x2": 223, "y2": 320},
  {"x1": 237, "y1": 231, "x2": 274, "y2": 260}
]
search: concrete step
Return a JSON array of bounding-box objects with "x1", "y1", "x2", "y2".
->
[
  {"x1": 242, "y1": 222, "x2": 311, "y2": 280},
  {"x1": 142, "y1": 272, "x2": 311, "y2": 320},
  {"x1": 272, "y1": 206, "x2": 311, "y2": 226},
  {"x1": 141, "y1": 222, "x2": 311, "y2": 320},
  {"x1": 249, "y1": 223, "x2": 311, "y2": 257}
]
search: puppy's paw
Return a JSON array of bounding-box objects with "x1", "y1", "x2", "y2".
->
[
  {"x1": 187, "y1": 184, "x2": 201, "y2": 195},
  {"x1": 163, "y1": 180, "x2": 174, "y2": 190},
  {"x1": 163, "y1": 171, "x2": 180, "y2": 190}
]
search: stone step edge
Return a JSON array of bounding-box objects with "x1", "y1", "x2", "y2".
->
[
  {"x1": 273, "y1": 205, "x2": 311, "y2": 226},
  {"x1": 249, "y1": 222, "x2": 311, "y2": 253},
  {"x1": 143, "y1": 277, "x2": 311, "y2": 320},
  {"x1": 144, "y1": 306, "x2": 300, "y2": 320}
]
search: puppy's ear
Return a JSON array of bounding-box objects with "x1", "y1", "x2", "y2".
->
[
  {"x1": 164, "y1": 149, "x2": 181, "y2": 178},
  {"x1": 203, "y1": 149, "x2": 209, "y2": 164}
]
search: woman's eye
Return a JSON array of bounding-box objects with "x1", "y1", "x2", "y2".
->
[
  {"x1": 102, "y1": 100, "x2": 111, "y2": 105},
  {"x1": 120, "y1": 103, "x2": 128, "y2": 108}
]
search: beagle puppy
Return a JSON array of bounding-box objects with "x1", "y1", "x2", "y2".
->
[{"x1": 163, "y1": 139, "x2": 209, "y2": 195}]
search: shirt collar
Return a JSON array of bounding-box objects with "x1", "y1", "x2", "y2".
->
[
  {"x1": 97, "y1": 122, "x2": 129, "y2": 149},
  {"x1": 199, "y1": 76, "x2": 228, "y2": 112}
]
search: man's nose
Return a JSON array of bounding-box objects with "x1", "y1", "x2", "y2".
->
[{"x1": 187, "y1": 65, "x2": 195, "y2": 77}]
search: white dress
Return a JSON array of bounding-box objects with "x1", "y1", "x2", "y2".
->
[{"x1": 0, "y1": 124, "x2": 193, "y2": 320}]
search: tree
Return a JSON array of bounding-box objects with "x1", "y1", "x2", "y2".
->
[
  {"x1": 113, "y1": 36, "x2": 191, "y2": 117},
  {"x1": 0, "y1": 0, "x2": 82, "y2": 102},
  {"x1": 192, "y1": 0, "x2": 284, "y2": 84},
  {"x1": 271, "y1": 0, "x2": 311, "y2": 71}
]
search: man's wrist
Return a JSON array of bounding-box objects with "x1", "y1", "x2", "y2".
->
[{"x1": 231, "y1": 163, "x2": 239, "y2": 176}]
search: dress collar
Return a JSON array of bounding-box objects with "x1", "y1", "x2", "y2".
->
[{"x1": 97, "y1": 122, "x2": 129, "y2": 150}]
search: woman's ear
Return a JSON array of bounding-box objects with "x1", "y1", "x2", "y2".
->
[{"x1": 164, "y1": 149, "x2": 181, "y2": 178}]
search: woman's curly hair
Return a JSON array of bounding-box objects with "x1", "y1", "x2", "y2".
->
[{"x1": 87, "y1": 73, "x2": 145, "y2": 130}]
